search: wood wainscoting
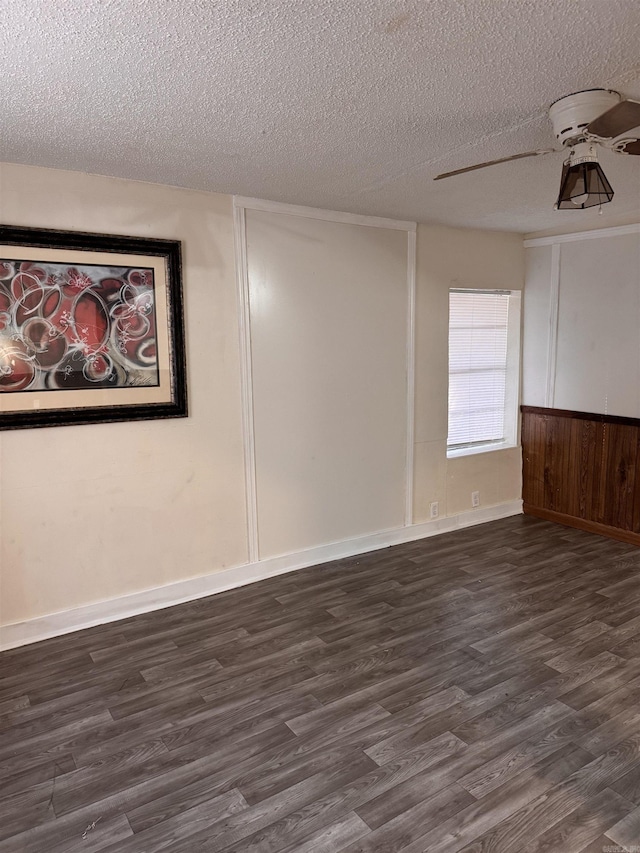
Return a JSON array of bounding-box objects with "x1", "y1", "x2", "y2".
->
[{"x1": 521, "y1": 405, "x2": 640, "y2": 546}]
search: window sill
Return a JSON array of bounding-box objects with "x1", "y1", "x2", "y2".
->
[{"x1": 446, "y1": 441, "x2": 518, "y2": 460}]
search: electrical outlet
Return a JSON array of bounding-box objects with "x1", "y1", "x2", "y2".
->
[
  {"x1": 471, "y1": 491, "x2": 480, "y2": 508},
  {"x1": 430, "y1": 501, "x2": 439, "y2": 519}
]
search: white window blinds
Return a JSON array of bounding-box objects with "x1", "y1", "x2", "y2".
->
[{"x1": 448, "y1": 290, "x2": 511, "y2": 450}]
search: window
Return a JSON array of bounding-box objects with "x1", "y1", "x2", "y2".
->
[{"x1": 447, "y1": 288, "x2": 521, "y2": 457}]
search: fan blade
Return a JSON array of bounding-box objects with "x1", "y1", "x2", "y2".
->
[
  {"x1": 619, "y1": 139, "x2": 640, "y2": 155},
  {"x1": 434, "y1": 150, "x2": 555, "y2": 180},
  {"x1": 587, "y1": 99, "x2": 640, "y2": 139}
]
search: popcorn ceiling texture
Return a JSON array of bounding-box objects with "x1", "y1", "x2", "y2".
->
[{"x1": 1, "y1": 0, "x2": 639, "y2": 234}]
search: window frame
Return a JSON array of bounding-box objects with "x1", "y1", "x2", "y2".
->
[{"x1": 446, "y1": 287, "x2": 522, "y2": 459}]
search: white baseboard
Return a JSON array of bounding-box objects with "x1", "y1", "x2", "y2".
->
[{"x1": 0, "y1": 500, "x2": 522, "y2": 651}]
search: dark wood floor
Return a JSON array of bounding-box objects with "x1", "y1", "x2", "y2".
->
[{"x1": 3, "y1": 516, "x2": 640, "y2": 852}]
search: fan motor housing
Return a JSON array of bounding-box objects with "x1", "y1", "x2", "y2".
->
[{"x1": 549, "y1": 89, "x2": 620, "y2": 145}]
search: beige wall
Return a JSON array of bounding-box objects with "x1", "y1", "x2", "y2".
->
[
  {"x1": 413, "y1": 224, "x2": 524, "y2": 522},
  {"x1": 0, "y1": 162, "x2": 525, "y2": 634},
  {"x1": 0, "y1": 163, "x2": 248, "y2": 626}
]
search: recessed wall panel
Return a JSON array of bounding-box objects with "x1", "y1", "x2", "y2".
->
[
  {"x1": 522, "y1": 245, "x2": 553, "y2": 407},
  {"x1": 554, "y1": 234, "x2": 640, "y2": 417},
  {"x1": 246, "y1": 209, "x2": 408, "y2": 559}
]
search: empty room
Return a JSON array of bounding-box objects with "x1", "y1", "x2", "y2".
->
[{"x1": 2, "y1": 1, "x2": 640, "y2": 851}]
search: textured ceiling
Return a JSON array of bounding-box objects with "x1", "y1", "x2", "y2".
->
[{"x1": 1, "y1": 0, "x2": 640, "y2": 235}]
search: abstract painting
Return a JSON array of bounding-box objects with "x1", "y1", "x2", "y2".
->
[
  {"x1": 0, "y1": 226, "x2": 187, "y2": 429},
  {"x1": 0, "y1": 260, "x2": 159, "y2": 392}
]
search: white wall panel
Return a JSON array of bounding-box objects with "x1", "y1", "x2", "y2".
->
[
  {"x1": 525, "y1": 230, "x2": 640, "y2": 418},
  {"x1": 553, "y1": 234, "x2": 640, "y2": 417},
  {"x1": 521, "y1": 245, "x2": 553, "y2": 407},
  {"x1": 246, "y1": 209, "x2": 408, "y2": 559}
]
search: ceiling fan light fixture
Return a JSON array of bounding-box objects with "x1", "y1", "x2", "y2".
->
[{"x1": 556, "y1": 143, "x2": 614, "y2": 210}]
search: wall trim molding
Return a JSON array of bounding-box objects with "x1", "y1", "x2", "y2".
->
[
  {"x1": 524, "y1": 504, "x2": 640, "y2": 547},
  {"x1": 233, "y1": 196, "x2": 417, "y2": 232},
  {"x1": 233, "y1": 197, "x2": 419, "y2": 557},
  {"x1": 233, "y1": 203, "x2": 259, "y2": 562},
  {"x1": 521, "y1": 404, "x2": 640, "y2": 428},
  {"x1": 1, "y1": 500, "x2": 522, "y2": 651},
  {"x1": 404, "y1": 228, "x2": 417, "y2": 525},
  {"x1": 545, "y1": 242, "x2": 560, "y2": 408},
  {"x1": 524, "y1": 222, "x2": 640, "y2": 247}
]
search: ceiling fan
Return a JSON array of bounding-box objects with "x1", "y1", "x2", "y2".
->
[{"x1": 434, "y1": 89, "x2": 640, "y2": 209}]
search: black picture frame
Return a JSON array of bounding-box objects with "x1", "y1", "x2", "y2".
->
[{"x1": 0, "y1": 225, "x2": 187, "y2": 430}]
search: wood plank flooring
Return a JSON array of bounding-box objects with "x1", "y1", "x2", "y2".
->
[{"x1": 3, "y1": 515, "x2": 640, "y2": 851}]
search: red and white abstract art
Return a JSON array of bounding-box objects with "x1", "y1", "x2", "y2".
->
[{"x1": 0, "y1": 259, "x2": 159, "y2": 393}]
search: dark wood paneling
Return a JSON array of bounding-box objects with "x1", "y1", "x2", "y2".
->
[{"x1": 522, "y1": 406, "x2": 640, "y2": 545}]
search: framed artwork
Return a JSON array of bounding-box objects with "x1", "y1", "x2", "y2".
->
[{"x1": 0, "y1": 225, "x2": 187, "y2": 430}]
